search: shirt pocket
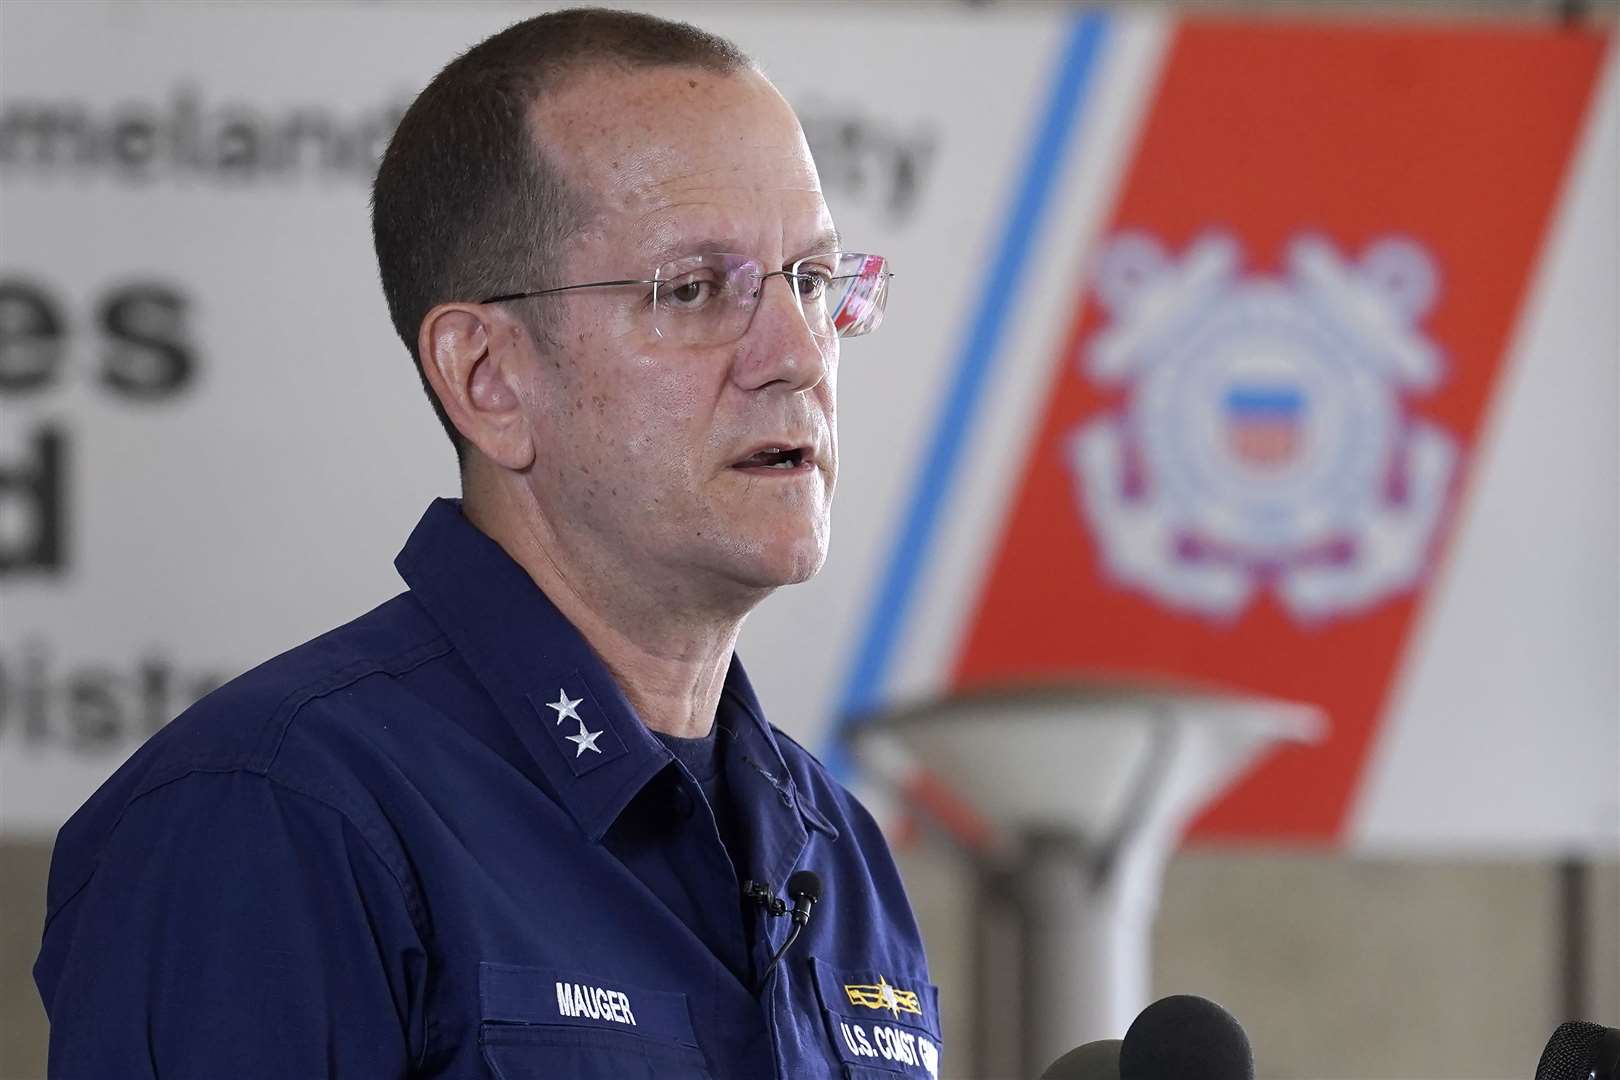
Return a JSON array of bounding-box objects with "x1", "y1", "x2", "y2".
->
[
  {"x1": 809, "y1": 957, "x2": 944, "y2": 1080},
  {"x1": 478, "y1": 962, "x2": 712, "y2": 1080}
]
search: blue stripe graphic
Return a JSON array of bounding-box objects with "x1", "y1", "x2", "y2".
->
[{"x1": 825, "y1": 12, "x2": 1112, "y2": 778}]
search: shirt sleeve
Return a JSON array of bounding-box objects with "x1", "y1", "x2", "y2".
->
[{"x1": 38, "y1": 769, "x2": 427, "y2": 1079}]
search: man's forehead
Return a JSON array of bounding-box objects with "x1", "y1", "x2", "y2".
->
[
  {"x1": 631, "y1": 191, "x2": 835, "y2": 258},
  {"x1": 532, "y1": 64, "x2": 829, "y2": 250},
  {"x1": 537, "y1": 67, "x2": 807, "y2": 168}
]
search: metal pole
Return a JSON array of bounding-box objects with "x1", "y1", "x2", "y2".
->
[
  {"x1": 1557, "y1": 857, "x2": 1590, "y2": 1021},
  {"x1": 972, "y1": 863, "x2": 1023, "y2": 1080},
  {"x1": 1015, "y1": 829, "x2": 1145, "y2": 1070}
]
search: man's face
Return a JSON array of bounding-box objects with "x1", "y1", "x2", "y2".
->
[{"x1": 514, "y1": 66, "x2": 840, "y2": 604}]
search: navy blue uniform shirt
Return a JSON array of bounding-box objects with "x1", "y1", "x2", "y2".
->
[{"x1": 34, "y1": 499, "x2": 940, "y2": 1079}]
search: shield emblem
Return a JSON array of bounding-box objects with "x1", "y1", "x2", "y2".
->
[{"x1": 1223, "y1": 383, "x2": 1303, "y2": 468}]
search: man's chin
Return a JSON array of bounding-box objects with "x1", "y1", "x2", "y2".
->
[
  {"x1": 744, "y1": 548, "x2": 826, "y2": 590},
  {"x1": 718, "y1": 531, "x2": 828, "y2": 593}
]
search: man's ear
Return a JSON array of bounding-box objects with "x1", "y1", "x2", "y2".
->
[{"x1": 417, "y1": 303, "x2": 537, "y2": 471}]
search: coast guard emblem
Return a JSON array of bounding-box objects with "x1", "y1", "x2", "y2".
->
[
  {"x1": 845, "y1": 975, "x2": 923, "y2": 1020},
  {"x1": 1070, "y1": 232, "x2": 1458, "y2": 621}
]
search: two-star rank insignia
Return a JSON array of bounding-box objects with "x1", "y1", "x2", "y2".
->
[
  {"x1": 845, "y1": 975, "x2": 922, "y2": 1020},
  {"x1": 528, "y1": 681, "x2": 624, "y2": 776},
  {"x1": 548, "y1": 688, "x2": 602, "y2": 757}
]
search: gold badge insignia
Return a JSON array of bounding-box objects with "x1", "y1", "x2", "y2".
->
[{"x1": 844, "y1": 974, "x2": 922, "y2": 1020}]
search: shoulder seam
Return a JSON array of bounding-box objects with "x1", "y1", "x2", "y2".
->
[
  {"x1": 250, "y1": 634, "x2": 453, "y2": 773},
  {"x1": 110, "y1": 634, "x2": 452, "y2": 806}
]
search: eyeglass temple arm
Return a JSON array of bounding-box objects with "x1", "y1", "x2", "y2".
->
[{"x1": 478, "y1": 278, "x2": 658, "y2": 305}]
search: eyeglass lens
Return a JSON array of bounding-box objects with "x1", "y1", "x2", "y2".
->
[{"x1": 652, "y1": 252, "x2": 889, "y2": 347}]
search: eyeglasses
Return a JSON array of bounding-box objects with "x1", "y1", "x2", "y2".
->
[{"x1": 479, "y1": 251, "x2": 892, "y2": 348}]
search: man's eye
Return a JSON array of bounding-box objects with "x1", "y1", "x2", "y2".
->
[
  {"x1": 662, "y1": 278, "x2": 715, "y2": 308},
  {"x1": 795, "y1": 271, "x2": 831, "y2": 301}
]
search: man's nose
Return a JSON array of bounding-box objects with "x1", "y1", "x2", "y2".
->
[{"x1": 732, "y1": 272, "x2": 832, "y2": 393}]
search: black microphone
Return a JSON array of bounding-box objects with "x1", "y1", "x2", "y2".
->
[
  {"x1": 757, "y1": 871, "x2": 823, "y2": 991},
  {"x1": 786, "y1": 869, "x2": 822, "y2": 926},
  {"x1": 1535, "y1": 1022, "x2": 1620, "y2": 1080},
  {"x1": 1121, "y1": 994, "x2": 1252, "y2": 1080},
  {"x1": 1037, "y1": 994, "x2": 1252, "y2": 1080}
]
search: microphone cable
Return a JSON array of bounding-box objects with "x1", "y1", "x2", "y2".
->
[{"x1": 755, "y1": 870, "x2": 823, "y2": 990}]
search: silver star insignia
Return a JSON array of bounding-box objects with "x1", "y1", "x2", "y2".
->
[
  {"x1": 546, "y1": 689, "x2": 583, "y2": 725},
  {"x1": 564, "y1": 718, "x2": 604, "y2": 757}
]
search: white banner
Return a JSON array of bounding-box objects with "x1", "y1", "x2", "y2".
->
[{"x1": 2, "y1": 2, "x2": 1614, "y2": 853}]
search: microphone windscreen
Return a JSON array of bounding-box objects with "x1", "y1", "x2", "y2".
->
[
  {"x1": 787, "y1": 869, "x2": 823, "y2": 902},
  {"x1": 1120, "y1": 995, "x2": 1252, "y2": 1080},
  {"x1": 1536, "y1": 1021, "x2": 1620, "y2": 1080},
  {"x1": 1039, "y1": 1038, "x2": 1121, "y2": 1079}
]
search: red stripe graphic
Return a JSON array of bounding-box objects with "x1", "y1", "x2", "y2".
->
[{"x1": 951, "y1": 20, "x2": 1609, "y2": 843}]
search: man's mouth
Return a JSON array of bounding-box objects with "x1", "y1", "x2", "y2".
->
[{"x1": 731, "y1": 446, "x2": 812, "y2": 472}]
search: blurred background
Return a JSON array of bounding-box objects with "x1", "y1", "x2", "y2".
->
[{"x1": 1, "y1": 1, "x2": 1615, "y2": 1077}]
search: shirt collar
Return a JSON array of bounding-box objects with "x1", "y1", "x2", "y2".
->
[{"x1": 394, "y1": 498, "x2": 836, "y2": 851}]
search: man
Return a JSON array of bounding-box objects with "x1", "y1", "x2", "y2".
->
[{"x1": 33, "y1": 8, "x2": 938, "y2": 1079}]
